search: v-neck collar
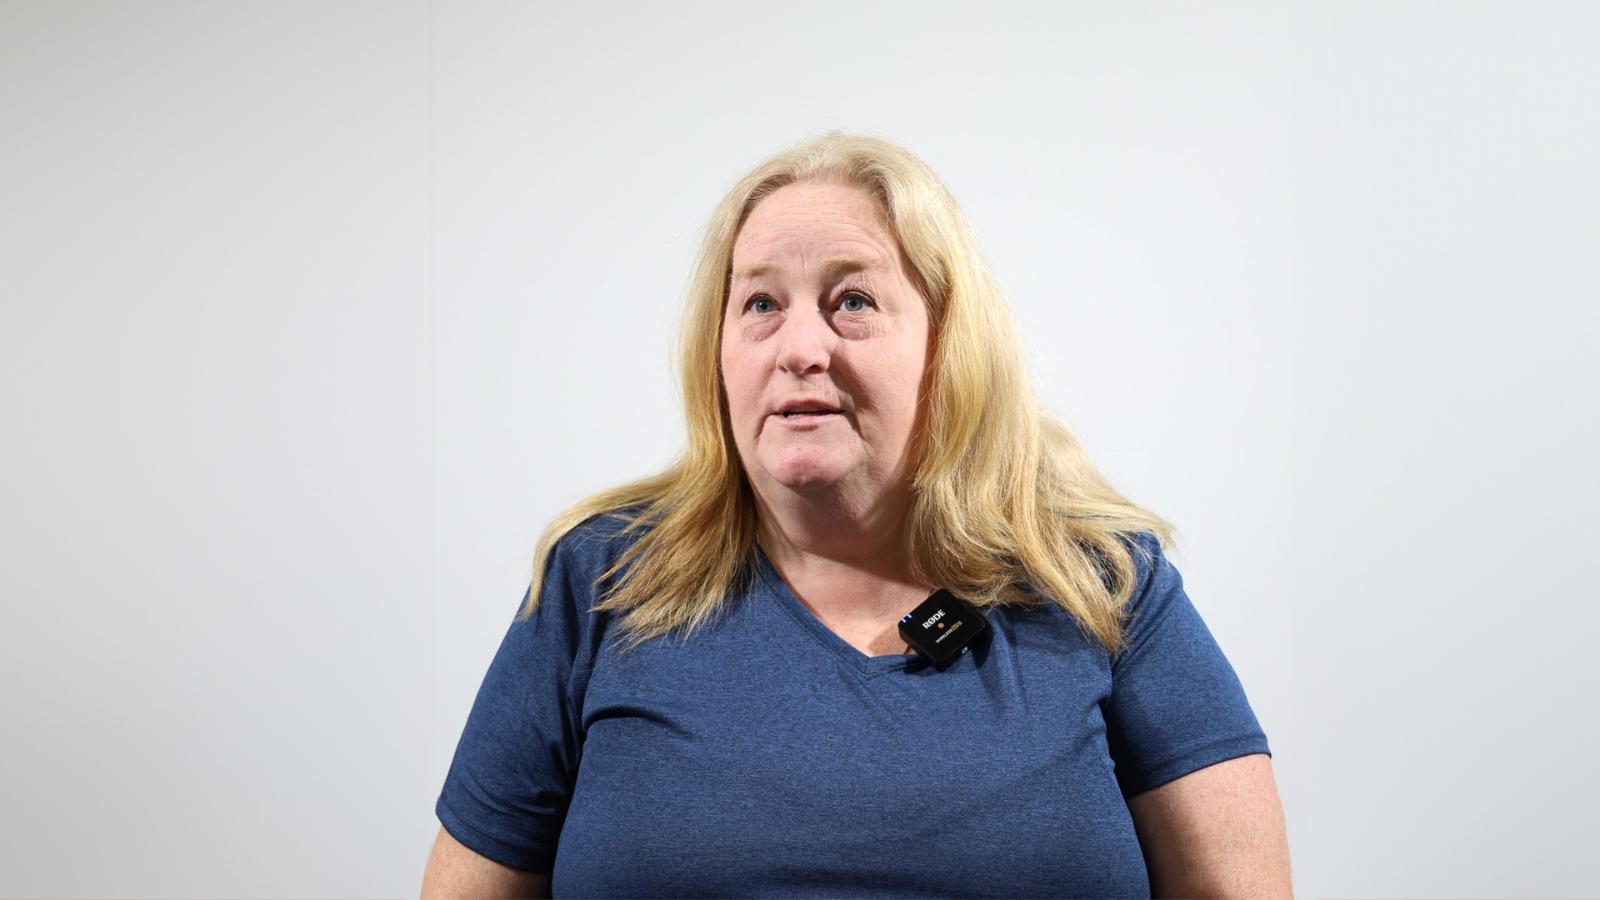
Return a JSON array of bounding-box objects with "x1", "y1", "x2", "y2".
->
[{"x1": 753, "y1": 544, "x2": 916, "y2": 678}]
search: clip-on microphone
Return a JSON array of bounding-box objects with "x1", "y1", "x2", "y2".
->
[{"x1": 899, "y1": 589, "x2": 988, "y2": 670}]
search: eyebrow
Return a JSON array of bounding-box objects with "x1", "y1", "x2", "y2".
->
[{"x1": 730, "y1": 255, "x2": 885, "y2": 282}]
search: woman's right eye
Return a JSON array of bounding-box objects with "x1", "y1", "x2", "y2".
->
[{"x1": 745, "y1": 295, "x2": 776, "y2": 314}]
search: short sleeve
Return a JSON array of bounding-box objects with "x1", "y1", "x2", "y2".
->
[
  {"x1": 434, "y1": 536, "x2": 594, "y2": 874},
  {"x1": 1102, "y1": 532, "x2": 1271, "y2": 800}
]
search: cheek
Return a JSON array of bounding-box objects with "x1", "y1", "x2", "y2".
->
[
  {"x1": 719, "y1": 344, "x2": 758, "y2": 409},
  {"x1": 855, "y1": 366, "x2": 923, "y2": 433},
  {"x1": 871, "y1": 347, "x2": 925, "y2": 399},
  {"x1": 717, "y1": 328, "x2": 737, "y2": 384}
]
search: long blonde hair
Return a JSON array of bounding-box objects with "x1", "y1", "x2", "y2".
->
[{"x1": 520, "y1": 130, "x2": 1176, "y2": 657}]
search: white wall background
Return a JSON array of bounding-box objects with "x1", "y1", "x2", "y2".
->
[{"x1": 2, "y1": 1, "x2": 1595, "y2": 897}]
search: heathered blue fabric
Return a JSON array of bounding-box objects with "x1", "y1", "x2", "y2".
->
[{"x1": 436, "y1": 513, "x2": 1271, "y2": 897}]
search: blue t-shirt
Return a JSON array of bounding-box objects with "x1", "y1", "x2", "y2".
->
[{"x1": 436, "y1": 513, "x2": 1271, "y2": 897}]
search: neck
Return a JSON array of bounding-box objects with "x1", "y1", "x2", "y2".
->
[{"x1": 752, "y1": 480, "x2": 916, "y2": 583}]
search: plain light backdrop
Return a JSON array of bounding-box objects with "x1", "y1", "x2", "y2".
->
[{"x1": 2, "y1": 1, "x2": 1595, "y2": 897}]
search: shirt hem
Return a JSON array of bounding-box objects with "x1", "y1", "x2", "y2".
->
[
  {"x1": 435, "y1": 794, "x2": 554, "y2": 875},
  {"x1": 1119, "y1": 733, "x2": 1272, "y2": 800}
]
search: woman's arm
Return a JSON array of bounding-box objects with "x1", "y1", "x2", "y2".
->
[
  {"x1": 420, "y1": 826, "x2": 553, "y2": 899},
  {"x1": 1126, "y1": 753, "x2": 1293, "y2": 898}
]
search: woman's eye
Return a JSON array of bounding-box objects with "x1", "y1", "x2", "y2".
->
[
  {"x1": 744, "y1": 292, "x2": 873, "y2": 315},
  {"x1": 839, "y1": 291, "x2": 875, "y2": 313}
]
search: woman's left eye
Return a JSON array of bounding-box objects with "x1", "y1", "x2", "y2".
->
[{"x1": 838, "y1": 291, "x2": 876, "y2": 312}]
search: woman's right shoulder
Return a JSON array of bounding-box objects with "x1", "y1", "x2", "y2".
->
[
  {"x1": 516, "y1": 506, "x2": 654, "y2": 649},
  {"x1": 544, "y1": 504, "x2": 654, "y2": 580}
]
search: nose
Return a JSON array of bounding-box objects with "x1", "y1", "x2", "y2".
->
[{"x1": 774, "y1": 305, "x2": 835, "y2": 376}]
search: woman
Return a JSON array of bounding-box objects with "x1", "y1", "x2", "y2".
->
[{"x1": 423, "y1": 132, "x2": 1292, "y2": 898}]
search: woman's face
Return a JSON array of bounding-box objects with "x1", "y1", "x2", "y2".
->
[{"x1": 719, "y1": 179, "x2": 932, "y2": 507}]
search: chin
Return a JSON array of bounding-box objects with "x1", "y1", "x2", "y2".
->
[
  {"x1": 757, "y1": 445, "x2": 856, "y2": 493},
  {"x1": 773, "y1": 473, "x2": 843, "y2": 493},
  {"x1": 761, "y1": 458, "x2": 838, "y2": 486},
  {"x1": 764, "y1": 461, "x2": 848, "y2": 493}
]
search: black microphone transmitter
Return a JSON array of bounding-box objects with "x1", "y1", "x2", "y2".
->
[{"x1": 899, "y1": 589, "x2": 989, "y2": 670}]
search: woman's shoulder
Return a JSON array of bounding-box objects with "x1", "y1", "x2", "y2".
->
[
  {"x1": 546, "y1": 504, "x2": 655, "y2": 580},
  {"x1": 1110, "y1": 528, "x2": 1161, "y2": 559},
  {"x1": 519, "y1": 506, "x2": 655, "y2": 648},
  {"x1": 1123, "y1": 530, "x2": 1165, "y2": 578}
]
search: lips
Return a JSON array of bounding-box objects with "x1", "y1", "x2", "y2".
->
[{"x1": 775, "y1": 400, "x2": 843, "y2": 417}]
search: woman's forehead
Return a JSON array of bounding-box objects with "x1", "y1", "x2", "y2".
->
[
  {"x1": 731, "y1": 253, "x2": 889, "y2": 285},
  {"x1": 732, "y1": 187, "x2": 899, "y2": 276},
  {"x1": 739, "y1": 180, "x2": 888, "y2": 236}
]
